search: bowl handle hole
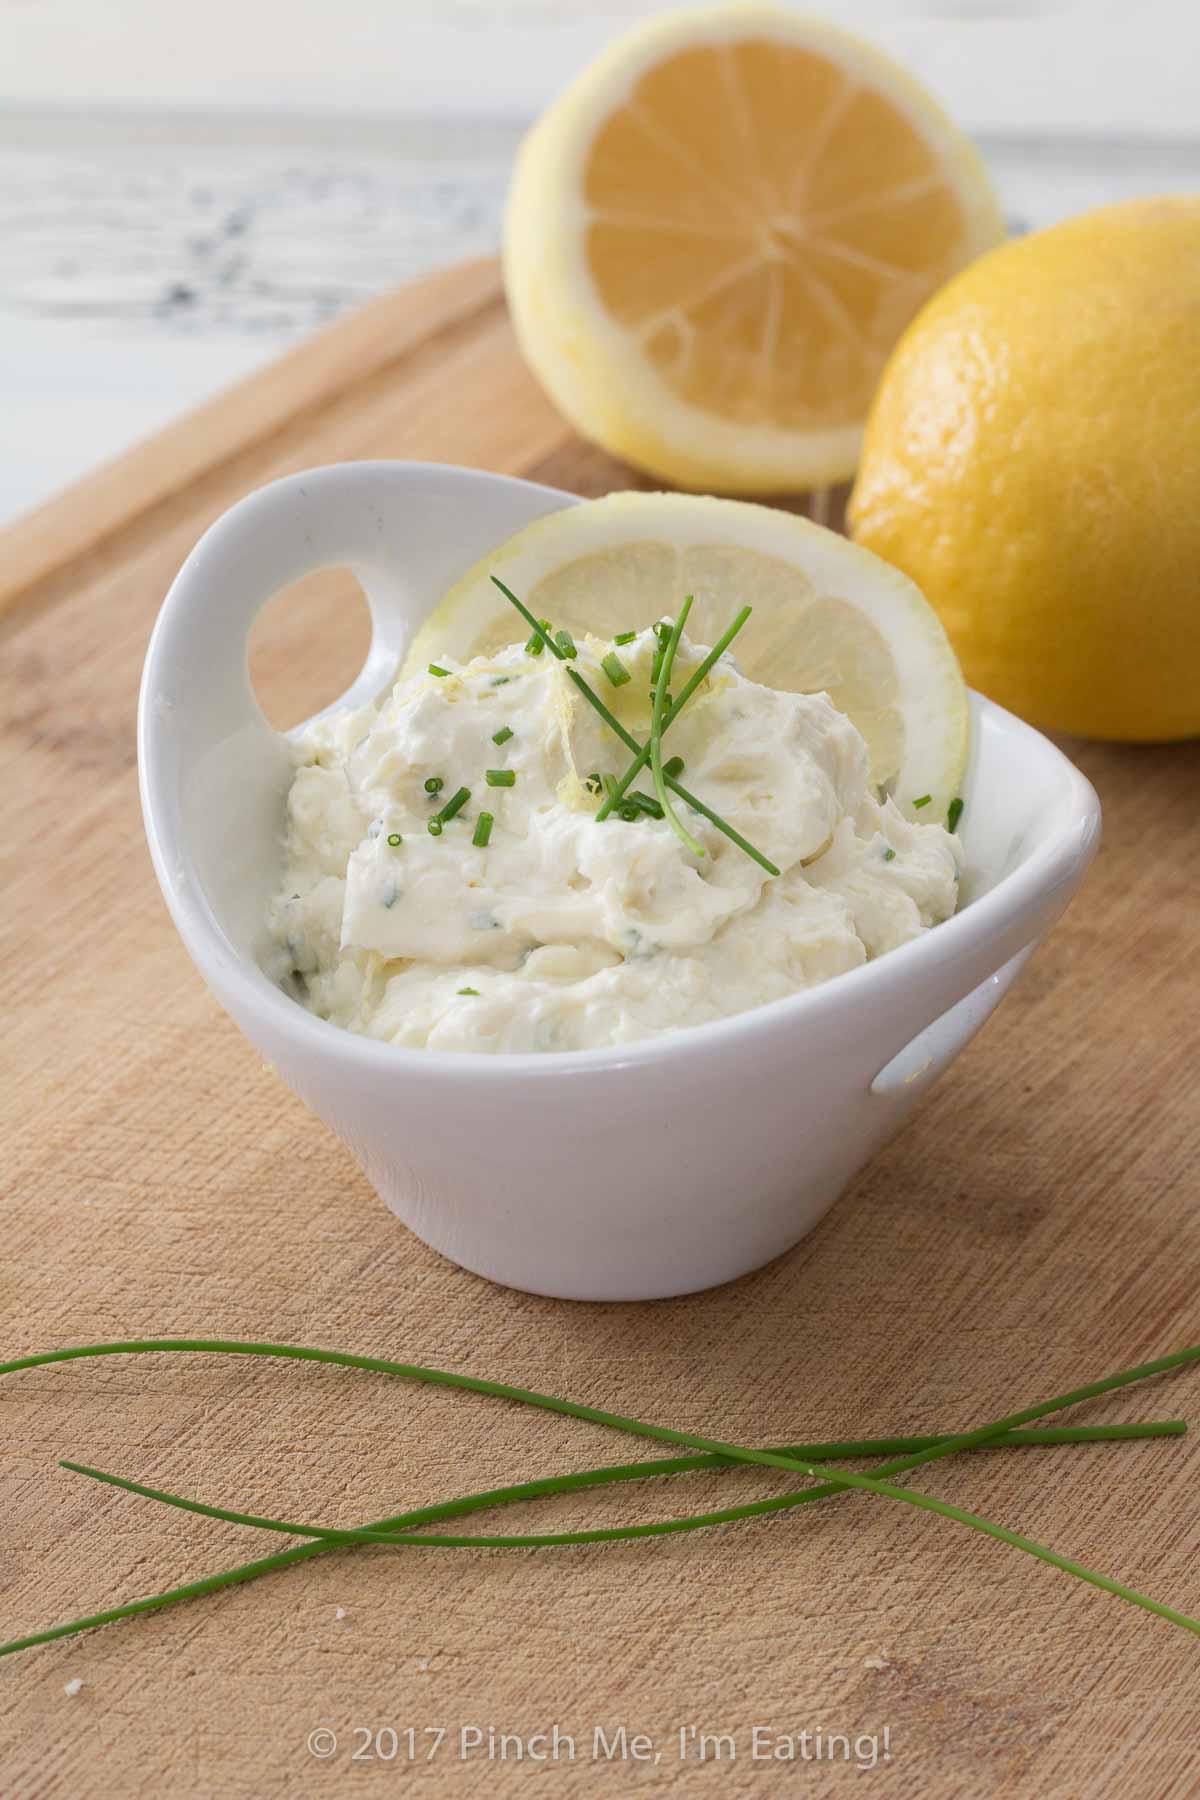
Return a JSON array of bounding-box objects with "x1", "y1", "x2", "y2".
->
[
  {"x1": 870, "y1": 945, "x2": 1037, "y2": 1099},
  {"x1": 248, "y1": 566, "x2": 374, "y2": 731}
]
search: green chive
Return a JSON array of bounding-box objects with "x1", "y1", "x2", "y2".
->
[
  {"x1": 491, "y1": 577, "x2": 777, "y2": 876},
  {"x1": 555, "y1": 629, "x2": 577, "y2": 660},
  {"x1": 524, "y1": 617, "x2": 553, "y2": 658},
  {"x1": 596, "y1": 606, "x2": 750, "y2": 822},
  {"x1": 948, "y1": 796, "x2": 964, "y2": 833},
  {"x1": 491, "y1": 676, "x2": 511, "y2": 687},
  {"x1": 913, "y1": 794, "x2": 932, "y2": 809},
  {"x1": 613, "y1": 630, "x2": 637, "y2": 646},
  {"x1": 601, "y1": 773, "x2": 618, "y2": 800},
  {"x1": 424, "y1": 776, "x2": 444, "y2": 795},
  {"x1": 472, "y1": 813, "x2": 494, "y2": 848},
  {"x1": 386, "y1": 833, "x2": 402, "y2": 847},
  {"x1": 485, "y1": 769, "x2": 516, "y2": 788},
  {"x1": 567, "y1": 669, "x2": 779, "y2": 876},
  {"x1": 427, "y1": 664, "x2": 450, "y2": 678},
  {"x1": 618, "y1": 804, "x2": 640, "y2": 822},
  {"x1": 492, "y1": 726, "x2": 514, "y2": 746},
  {"x1": 627, "y1": 792, "x2": 664, "y2": 819},
  {"x1": 650, "y1": 598, "x2": 705, "y2": 859},
  {"x1": 457, "y1": 987, "x2": 480, "y2": 996},
  {"x1": 427, "y1": 819, "x2": 443, "y2": 837},
  {"x1": 883, "y1": 847, "x2": 896, "y2": 862},
  {"x1": 437, "y1": 786, "x2": 470, "y2": 824},
  {"x1": 5, "y1": 1337, "x2": 1197, "y2": 1655},
  {"x1": 585, "y1": 772, "x2": 603, "y2": 796},
  {"x1": 663, "y1": 755, "x2": 684, "y2": 781},
  {"x1": 601, "y1": 652, "x2": 631, "y2": 688}
]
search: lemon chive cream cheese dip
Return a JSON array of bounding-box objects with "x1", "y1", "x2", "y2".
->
[{"x1": 268, "y1": 593, "x2": 961, "y2": 1055}]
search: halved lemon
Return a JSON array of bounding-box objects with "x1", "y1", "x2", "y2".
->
[
  {"x1": 404, "y1": 492, "x2": 968, "y2": 816},
  {"x1": 503, "y1": 3, "x2": 1004, "y2": 492}
]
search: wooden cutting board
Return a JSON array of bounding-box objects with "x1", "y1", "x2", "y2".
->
[{"x1": 2, "y1": 258, "x2": 1199, "y2": 1800}]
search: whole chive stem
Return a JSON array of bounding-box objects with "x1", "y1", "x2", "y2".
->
[
  {"x1": 596, "y1": 607, "x2": 751, "y2": 821},
  {"x1": 650, "y1": 599, "x2": 705, "y2": 858},
  {"x1": 567, "y1": 671, "x2": 780, "y2": 877},
  {"x1": 58, "y1": 1416, "x2": 1190, "y2": 1553},
  {"x1": 13, "y1": 1417, "x2": 1175, "y2": 1659},
  {"x1": 0, "y1": 1338, "x2": 1196, "y2": 1654},
  {"x1": 491, "y1": 579, "x2": 563, "y2": 660},
  {"x1": 472, "y1": 813, "x2": 494, "y2": 848},
  {"x1": 486, "y1": 576, "x2": 876, "y2": 878},
  {"x1": 0, "y1": 1332, "x2": 1194, "y2": 1648}
]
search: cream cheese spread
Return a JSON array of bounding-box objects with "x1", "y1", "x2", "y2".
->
[{"x1": 268, "y1": 629, "x2": 961, "y2": 1053}]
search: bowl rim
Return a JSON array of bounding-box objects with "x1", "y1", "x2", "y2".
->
[{"x1": 139, "y1": 469, "x2": 1101, "y2": 1082}]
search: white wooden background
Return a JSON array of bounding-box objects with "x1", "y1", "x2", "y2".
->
[{"x1": 2, "y1": 0, "x2": 1198, "y2": 526}]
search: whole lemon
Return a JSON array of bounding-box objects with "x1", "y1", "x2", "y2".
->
[{"x1": 848, "y1": 196, "x2": 1200, "y2": 740}]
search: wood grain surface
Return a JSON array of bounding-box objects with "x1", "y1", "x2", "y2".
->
[{"x1": 2, "y1": 258, "x2": 1199, "y2": 1800}]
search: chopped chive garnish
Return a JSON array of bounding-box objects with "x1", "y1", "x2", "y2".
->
[
  {"x1": 663, "y1": 755, "x2": 684, "y2": 781},
  {"x1": 555, "y1": 630, "x2": 577, "y2": 660},
  {"x1": 524, "y1": 617, "x2": 553, "y2": 658},
  {"x1": 618, "y1": 804, "x2": 639, "y2": 822},
  {"x1": 491, "y1": 576, "x2": 777, "y2": 875},
  {"x1": 492, "y1": 726, "x2": 514, "y2": 746},
  {"x1": 585, "y1": 772, "x2": 603, "y2": 796},
  {"x1": 427, "y1": 819, "x2": 443, "y2": 837},
  {"x1": 601, "y1": 652, "x2": 631, "y2": 688},
  {"x1": 627, "y1": 792, "x2": 664, "y2": 819},
  {"x1": 386, "y1": 833, "x2": 402, "y2": 847},
  {"x1": 424, "y1": 776, "x2": 444, "y2": 795},
  {"x1": 913, "y1": 794, "x2": 932, "y2": 809},
  {"x1": 457, "y1": 987, "x2": 480, "y2": 996},
  {"x1": 653, "y1": 620, "x2": 671, "y2": 645},
  {"x1": 472, "y1": 813, "x2": 494, "y2": 848},
  {"x1": 436, "y1": 786, "x2": 470, "y2": 824},
  {"x1": 427, "y1": 664, "x2": 450, "y2": 678},
  {"x1": 883, "y1": 847, "x2": 896, "y2": 862},
  {"x1": 485, "y1": 769, "x2": 516, "y2": 788},
  {"x1": 613, "y1": 630, "x2": 637, "y2": 646},
  {"x1": 491, "y1": 676, "x2": 511, "y2": 687},
  {"x1": 597, "y1": 606, "x2": 750, "y2": 822},
  {"x1": 947, "y1": 796, "x2": 964, "y2": 833}
]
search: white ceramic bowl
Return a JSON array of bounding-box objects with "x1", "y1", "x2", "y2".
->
[{"x1": 139, "y1": 462, "x2": 1100, "y2": 1301}]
